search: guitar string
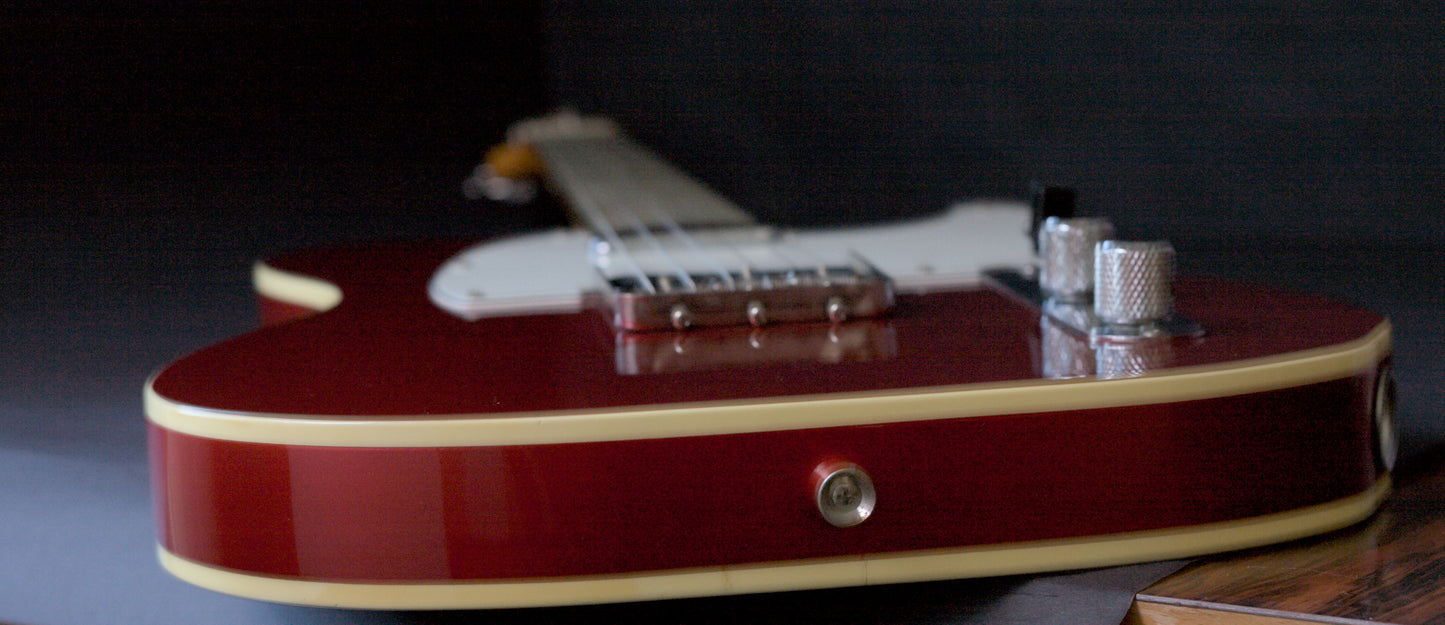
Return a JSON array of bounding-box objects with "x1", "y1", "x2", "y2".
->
[
  {"x1": 598, "y1": 181, "x2": 697, "y2": 292},
  {"x1": 596, "y1": 137, "x2": 829, "y2": 290},
  {"x1": 574, "y1": 137, "x2": 730, "y2": 293},
  {"x1": 536, "y1": 139, "x2": 657, "y2": 294},
  {"x1": 582, "y1": 140, "x2": 696, "y2": 292},
  {"x1": 617, "y1": 144, "x2": 738, "y2": 290},
  {"x1": 545, "y1": 134, "x2": 830, "y2": 295}
]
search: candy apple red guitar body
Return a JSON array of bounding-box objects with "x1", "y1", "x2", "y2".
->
[{"x1": 147, "y1": 118, "x2": 1394, "y2": 609}]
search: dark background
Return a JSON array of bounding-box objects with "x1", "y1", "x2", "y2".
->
[
  {"x1": 5, "y1": 1, "x2": 544, "y2": 171},
  {"x1": 6, "y1": 2, "x2": 1440, "y2": 239},
  {"x1": 1, "y1": 2, "x2": 1441, "y2": 624},
  {"x1": 548, "y1": 2, "x2": 1439, "y2": 242}
]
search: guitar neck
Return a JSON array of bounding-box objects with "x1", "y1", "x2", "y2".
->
[{"x1": 533, "y1": 134, "x2": 757, "y2": 232}]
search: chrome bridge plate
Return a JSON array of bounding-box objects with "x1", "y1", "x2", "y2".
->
[{"x1": 608, "y1": 266, "x2": 894, "y2": 331}]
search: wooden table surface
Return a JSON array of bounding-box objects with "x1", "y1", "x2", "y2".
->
[{"x1": 1129, "y1": 444, "x2": 1445, "y2": 625}]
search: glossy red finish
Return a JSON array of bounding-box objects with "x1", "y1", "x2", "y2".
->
[
  {"x1": 258, "y1": 296, "x2": 316, "y2": 327},
  {"x1": 150, "y1": 241, "x2": 1384, "y2": 417},
  {"x1": 149, "y1": 239, "x2": 1389, "y2": 583},
  {"x1": 152, "y1": 372, "x2": 1379, "y2": 580}
]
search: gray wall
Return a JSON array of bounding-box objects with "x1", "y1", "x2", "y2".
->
[{"x1": 547, "y1": 3, "x2": 1440, "y2": 247}]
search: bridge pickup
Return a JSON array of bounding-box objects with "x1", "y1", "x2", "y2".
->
[{"x1": 608, "y1": 266, "x2": 894, "y2": 331}]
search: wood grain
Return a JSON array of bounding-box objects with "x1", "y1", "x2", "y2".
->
[
  {"x1": 1135, "y1": 445, "x2": 1445, "y2": 624},
  {"x1": 1126, "y1": 602, "x2": 1318, "y2": 625}
]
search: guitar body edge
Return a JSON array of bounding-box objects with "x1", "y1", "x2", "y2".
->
[
  {"x1": 149, "y1": 357, "x2": 1390, "y2": 606},
  {"x1": 253, "y1": 260, "x2": 341, "y2": 326},
  {"x1": 154, "y1": 479, "x2": 1388, "y2": 610}
]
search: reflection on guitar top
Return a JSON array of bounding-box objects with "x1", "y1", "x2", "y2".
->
[{"x1": 615, "y1": 319, "x2": 897, "y2": 375}]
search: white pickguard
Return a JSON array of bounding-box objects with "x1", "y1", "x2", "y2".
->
[{"x1": 428, "y1": 200, "x2": 1034, "y2": 320}]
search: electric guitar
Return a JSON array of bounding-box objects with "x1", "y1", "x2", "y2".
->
[{"x1": 147, "y1": 113, "x2": 1395, "y2": 609}]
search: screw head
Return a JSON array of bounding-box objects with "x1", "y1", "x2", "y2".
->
[
  {"x1": 829, "y1": 475, "x2": 861, "y2": 507},
  {"x1": 815, "y1": 463, "x2": 875, "y2": 528},
  {"x1": 669, "y1": 303, "x2": 694, "y2": 330},
  {"x1": 746, "y1": 300, "x2": 768, "y2": 326}
]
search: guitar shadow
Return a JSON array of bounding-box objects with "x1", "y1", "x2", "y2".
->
[{"x1": 257, "y1": 561, "x2": 1186, "y2": 625}]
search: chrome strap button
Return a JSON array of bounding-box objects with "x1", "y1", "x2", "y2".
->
[
  {"x1": 814, "y1": 463, "x2": 876, "y2": 528},
  {"x1": 1375, "y1": 365, "x2": 1398, "y2": 473}
]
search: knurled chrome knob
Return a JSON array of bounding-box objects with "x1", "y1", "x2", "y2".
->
[
  {"x1": 1039, "y1": 217, "x2": 1116, "y2": 302},
  {"x1": 1040, "y1": 311, "x2": 1096, "y2": 379},
  {"x1": 1095, "y1": 337, "x2": 1175, "y2": 379},
  {"x1": 1093, "y1": 240, "x2": 1175, "y2": 326}
]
